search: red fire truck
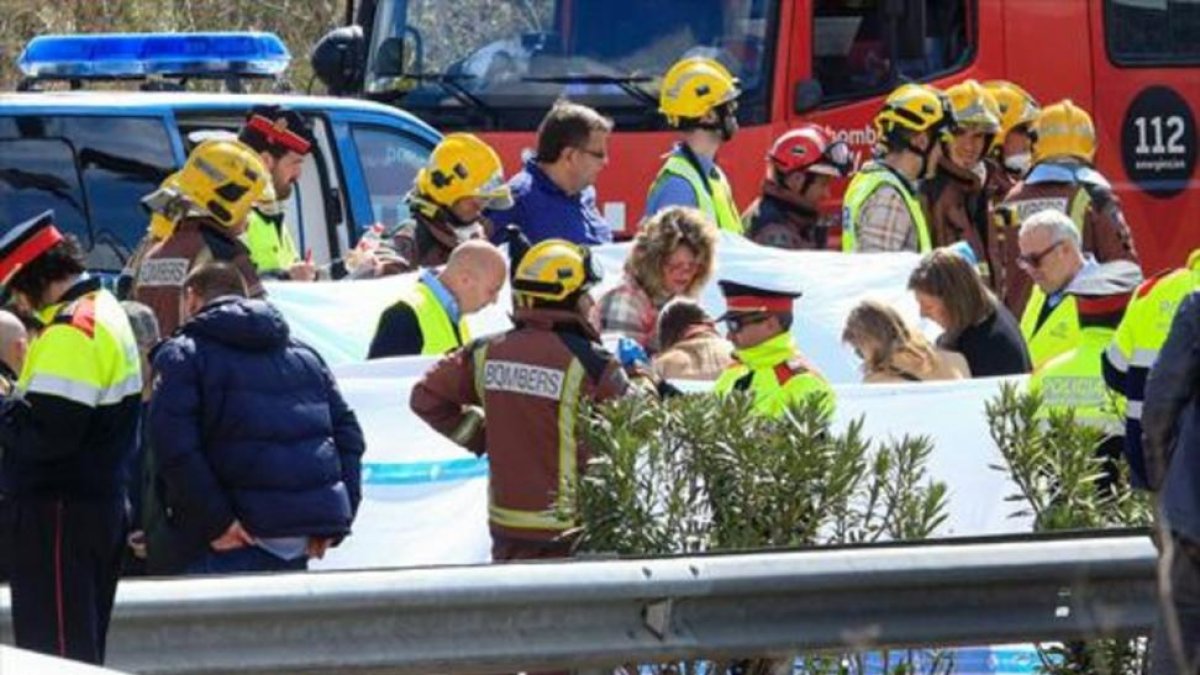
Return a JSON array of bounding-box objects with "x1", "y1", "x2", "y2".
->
[{"x1": 314, "y1": 0, "x2": 1199, "y2": 273}]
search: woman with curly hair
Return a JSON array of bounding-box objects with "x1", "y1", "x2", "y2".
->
[
  {"x1": 842, "y1": 299, "x2": 970, "y2": 383},
  {"x1": 593, "y1": 206, "x2": 718, "y2": 351}
]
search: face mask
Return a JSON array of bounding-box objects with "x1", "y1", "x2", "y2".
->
[
  {"x1": 1004, "y1": 152, "x2": 1032, "y2": 175},
  {"x1": 453, "y1": 223, "x2": 484, "y2": 243}
]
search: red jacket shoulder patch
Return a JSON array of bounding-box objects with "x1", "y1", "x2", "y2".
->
[
  {"x1": 1135, "y1": 269, "x2": 1173, "y2": 299},
  {"x1": 54, "y1": 297, "x2": 97, "y2": 338}
]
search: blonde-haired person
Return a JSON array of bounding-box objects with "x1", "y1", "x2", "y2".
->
[
  {"x1": 842, "y1": 300, "x2": 970, "y2": 383},
  {"x1": 593, "y1": 206, "x2": 718, "y2": 351},
  {"x1": 908, "y1": 247, "x2": 1031, "y2": 377}
]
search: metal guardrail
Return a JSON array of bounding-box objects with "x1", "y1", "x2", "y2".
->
[{"x1": 0, "y1": 533, "x2": 1159, "y2": 674}]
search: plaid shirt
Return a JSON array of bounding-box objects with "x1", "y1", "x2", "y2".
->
[
  {"x1": 593, "y1": 276, "x2": 663, "y2": 350},
  {"x1": 856, "y1": 184, "x2": 919, "y2": 252}
]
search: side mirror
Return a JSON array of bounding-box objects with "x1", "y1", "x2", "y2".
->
[
  {"x1": 374, "y1": 37, "x2": 406, "y2": 77},
  {"x1": 793, "y1": 79, "x2": 824, "y2": 114},
  {"x1": 311, "y1": 25, "x2": 365, "y2": 96}
]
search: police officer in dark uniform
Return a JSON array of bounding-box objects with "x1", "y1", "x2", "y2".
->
[{"x1": 0, "y1": 211, "x2": 142, "y2": 665}]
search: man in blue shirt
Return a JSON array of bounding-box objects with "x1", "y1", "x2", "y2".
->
[{"x1": 488, "y1": 101, "x2": 614, "y2": 245}]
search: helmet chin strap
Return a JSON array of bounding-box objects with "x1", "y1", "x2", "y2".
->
[{"x1": 697, "y1": 105, "x2": 737, "y2": 142}]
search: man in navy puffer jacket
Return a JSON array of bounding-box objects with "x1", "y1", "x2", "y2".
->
[{"x1": 148, "y1": 262, "x2": 365, "y2": 574}]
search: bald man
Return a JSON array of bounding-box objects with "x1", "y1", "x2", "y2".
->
[
  {"x1": 0, "y1": 309, "x2": 28, "y2": 583},
  {"x1": 368, "y1": 240, "x2": 507, "y2": 358},
  {"x1": 0, "y1": 310, "x2": 29, "y2": 394}
]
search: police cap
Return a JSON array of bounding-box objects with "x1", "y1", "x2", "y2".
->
[
  {"x1": 238, "y1": 105, "x2": 315, "y2": 156},
  {"x1": 717, "y1": 280, "x2": 801, "y2": 321},
  {"x1": 0, "y1": 211, "x2": 64, "y2": 286}
]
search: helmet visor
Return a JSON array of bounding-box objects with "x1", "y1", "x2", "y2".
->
[
  {"x1": 812, "y1": 140, "x2": 853, "y2": 176},
  {"x1": 473, "y1": 171, "x2": 514, "y2": 210}
]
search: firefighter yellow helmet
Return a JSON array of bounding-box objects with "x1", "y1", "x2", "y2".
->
[
  {"x1": 1032, "y1": 99, "x2": 1096, "y2": 164},
  {"x1": 946, "y1": 79, "x2": 1001, "y2": 135},
  {"x1": 983, "y1": 80, "x2": 1040, "y2": 151},
  {"x1": 659, "y1": 56, "x2": 741, "y2": 125},
  {"x1": 874, "y1": 83, "x2": 956, "y2": 150},
  {"x1": 415, "y1": 133, "x2": 513, "y2": 210},
  {"x1": 171, "y1": 140, "x2": 268, "y2": 229},
  {"x1": 512, "y1": 239, "x2": 602, "y2": 306}
]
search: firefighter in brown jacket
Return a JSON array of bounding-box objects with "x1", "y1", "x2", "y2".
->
[
  {"x1": 922, "y1": 80, "x2": 1003, "y2": 284},
  {"x1": 382, "y1": 133, "x2": 511, "y2": 274},
  {"x1": 411, "y1": 239, "x2": 630, "y2": 561},
  {"x1": 133, "y1": 139, "x2": 268, "y2": 336},
  {"x1": 995, "y1": 100, "x2": 1139, "y2": 316}
]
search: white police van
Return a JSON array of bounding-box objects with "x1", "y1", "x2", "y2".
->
[{"x1": 0, "y1": 32, "x2": 441, "y2": 273}]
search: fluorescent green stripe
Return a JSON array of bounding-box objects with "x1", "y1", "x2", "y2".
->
[{"x1": 556, "y1": 360, "x2": 585, "y2": 521}]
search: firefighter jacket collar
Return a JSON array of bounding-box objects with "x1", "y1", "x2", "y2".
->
[
  {"x1": 513, "y1": 307, "x2": 601, "y2": 341},
  {"x1": 1025, "y1": 161, "x2": 1111, "y2": 190},
  {"x1": 732, "y1": 331, "x2": 797, "y2": 369}
]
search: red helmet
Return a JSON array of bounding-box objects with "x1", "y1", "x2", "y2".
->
[{"x1": 767, "y1": 125, "x2": 852, "y2": 177}]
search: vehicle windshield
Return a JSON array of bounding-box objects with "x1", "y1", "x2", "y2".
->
[{"x1": 364, "y1": 0, "x2": 778, "y2": 131}]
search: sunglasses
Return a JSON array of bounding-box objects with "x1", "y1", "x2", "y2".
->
[
  {"x1": 1017, "y1": 240, "x2": 1063, "y2": 270},
  {"x1": 724, "y1": 313, "x2": 770, "y2": 333}
]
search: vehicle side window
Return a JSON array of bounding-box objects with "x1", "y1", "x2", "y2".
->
[
  {"x1": 1105, "y1": 0, "x2": 1200, "y2": 66},
  {"x1": 812, "y1": 1, "x2": 971, "y2": 102},
  {"x1": 350, "y1": 125, "x2": 431, "y2": 230},
  {"x1": 0, "y1": 137, "x2": 90, "y2": 247},
  {"x1": 0, "y1": 115, "x2": 175, "y2": 272}
]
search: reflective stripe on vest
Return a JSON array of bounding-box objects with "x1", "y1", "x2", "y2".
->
[
  {"x1": 653, "y1": 154, "x2": 743, "y2": 234},
  {"x1": 841, "y1": 166, "x2": 932, "y2": 253},
  {"x1": 478, "y1": 355, "x2": 587, "y2": 533},
  {"x1": 403, "y1": 282, "x2": 471, "y2": 355},
  {"x1": 22, "y1": 288, "x2": 142, "y2": 410},
  {"x1": 1020, "y1": 287, "x2": 1080, "y2": 371},
  {"x1": 1032, "y1": 327, "x2": 1123, "y2": 434},
  {"x1": 243, "y1": 210, "x2": 299, "y2": 275}
]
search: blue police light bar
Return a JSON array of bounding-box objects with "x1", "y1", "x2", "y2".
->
[{"x1": 18, "y1": 32, "x2": 291, "y2": 80}]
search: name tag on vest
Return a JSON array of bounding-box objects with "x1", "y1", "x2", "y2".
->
[
  {"x1": 138, "y1": 258, "x2": 190, "y2": 287},
  {"x1": 484, "y1": 361, "x2": 565, "y2": 400},
  {"x1": 1011, "y1": 197, "x2": 1070, "y2": 221}
]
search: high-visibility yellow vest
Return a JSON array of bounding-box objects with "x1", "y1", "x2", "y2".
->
[
  {"x1": 1107, "y1": 253, "x2": 1200, "y2": 390},
  {"x1": 1031, "y1": 326, "x2": 1122, "y2": 434},
  {"x1": 1021, "y1": 287, "x2": 1080, "y2": 371},
  {"x1": 650, "y1": 152, "x2": 743, "y2": 234},
  {"x1": 402, "y1": 281, "x2": 471, "y2": 355},
  {"x1": 714, "y1": 332, "x2": 834, "y2": 418},
  {"x1": 23, "y1": 283, "x2": 142, "y2": 415},
  {"x1": 243, "y1": 209, "x2": 299, "y2": 275},
  {"x1": 841, "y1": 164, "x2": 932, "y2": 253}
]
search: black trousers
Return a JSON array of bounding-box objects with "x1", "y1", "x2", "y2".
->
[{"x1": 9, "y1": 496, "x2": 126, "y2": 665}]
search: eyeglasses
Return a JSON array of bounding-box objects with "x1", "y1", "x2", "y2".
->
[
  {"x1": 1017, "y1": 240, "x2": 1063, "y2": 270},
  {"x1": 663, "y1": 259, "x2": 699, "y2": 277},
  {"x1": 574, "y1": 146, "x2": 608, "y2": 161},
  {"x1": 724, "y1": 313, "x2": 770, "y2": 333}
]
